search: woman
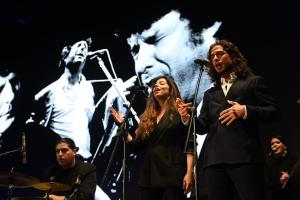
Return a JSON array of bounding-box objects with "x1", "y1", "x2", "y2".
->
[
  {"x1": 110, "y1": 75, "x2": 194, "y2": 200},
  {"x1": 265, "y1": 135, "x2": 299, "y2": 200}
]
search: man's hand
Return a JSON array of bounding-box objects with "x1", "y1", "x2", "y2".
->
[{"x1": 219, "y1": 100, "x2": 246, "y2": 126}]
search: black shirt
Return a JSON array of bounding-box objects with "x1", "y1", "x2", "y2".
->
[{"x1": 43, "y1": 159, "x2": 96, "y2": 200}]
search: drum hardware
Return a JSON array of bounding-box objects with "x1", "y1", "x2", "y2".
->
[{"x1": 0, "y1": 168, "x2": 40, "y2": 200}]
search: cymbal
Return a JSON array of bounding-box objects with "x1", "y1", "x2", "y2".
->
[
  {"x1": 11, "y1": 197, "x2": 45, "y2": 200},
  {"x1": 0, "y1": 171, "x2": 40, "y2": 188},
  {"x1": 32, "y1": 182, "x2": 71, "y2": 192}
]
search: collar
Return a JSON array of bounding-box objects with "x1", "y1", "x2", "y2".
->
[
  {"x1": 59, "y1": 73, "x2": 85, "y2": 89},
  {"x1": 221, "y1": 72, "x2": 237, "y2": 84}
]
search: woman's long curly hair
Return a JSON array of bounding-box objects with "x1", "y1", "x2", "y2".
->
[
  {"x1": 135, "y1": 75, "x2": 181, "y2": 140},
  {"x1": 206, "y1": 39, "x2": 252, "y2": 83}
]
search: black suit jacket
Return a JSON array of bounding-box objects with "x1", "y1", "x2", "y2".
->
[
  {"x1": 197, "y1": 74, "x2": 279, "y2": 167},
  {"x1": 131, "y1": 112, "x2": 192, "y2": 187}
]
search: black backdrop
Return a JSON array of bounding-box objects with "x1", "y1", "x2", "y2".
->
[{"x1": 1, "y1": 1, "x2": 300, "y2": 199}]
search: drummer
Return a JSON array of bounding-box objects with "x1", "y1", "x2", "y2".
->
[{"x1": 42, "y1": 137, "x2": 96, "y2": 200}]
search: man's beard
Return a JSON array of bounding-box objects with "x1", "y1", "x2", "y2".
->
[{"x1": 218, "y1": 64, "x2": 234, "y2": 77}]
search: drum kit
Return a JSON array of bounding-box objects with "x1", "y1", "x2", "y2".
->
[{"x1": 0, "y1": 170, "x2": 71, "y2": 200}]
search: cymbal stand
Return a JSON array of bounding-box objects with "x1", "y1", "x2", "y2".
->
[{"x1": 6, "y1": 167, "x2": 15, "y2": 200}]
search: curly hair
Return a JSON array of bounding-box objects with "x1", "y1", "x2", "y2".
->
[
  {"x1": 135, "y1": 75, "x2": 181, "y2": 140},
  {"x1": 206, "y1": 39, "x2": 252, "y2": 82}
]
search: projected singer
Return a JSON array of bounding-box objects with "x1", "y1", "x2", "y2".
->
[{"x1": 27, "y1": 38, "x2": 110, "y2": 200}]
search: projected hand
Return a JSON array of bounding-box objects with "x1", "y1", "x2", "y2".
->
[
  {"x1": 103, "y1": 76, "x2": 138, "y2": 131},
  {"x1": 109, "y1": 106, "x2": 124, "y2": 125}
]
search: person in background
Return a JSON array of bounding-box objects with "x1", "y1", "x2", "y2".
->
[
  {"x1": 265, "y1": 135, "x2": 299, "y2": 200},
  {"x1": 110, "y1": 75, "x2": 194, "y2": 200},
  {"x1": 177, "y1": 39, "x2": 280, "y2": 200},
  {"x1": 44, "y1": 137, "x2": 96, "y2": 200}
]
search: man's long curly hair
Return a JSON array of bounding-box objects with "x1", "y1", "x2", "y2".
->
[
  {"x1": 135, "y1": 75, "x2": 181, "y2": 140},
  {"x1": 206, "y1": 39, "x2": 252, "y2": 83}
]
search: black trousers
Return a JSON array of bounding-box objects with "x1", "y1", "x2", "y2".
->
[
  {"x1": 139, "y1": 186, "x2": 186, "y2": 200},
  {"x1": 206, "y1": 164, "x2": 264, "y2": 200}
]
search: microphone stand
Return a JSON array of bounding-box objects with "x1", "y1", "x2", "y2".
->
[
  {"x1": 183, "y1": 64, "x2": 205, "y2": 200},
  {"x1": 100, "y1": 91, "x2": 138, "y2": 200},
  {"x1": 0, "y1": 147, "x2": 22, "y2": 157},
  {"x1": 91, "y1": 55, "x2": 140, "y2": 164},
  {"x1": 119, "y1": 91, "x2": 138, "y2": 200}
]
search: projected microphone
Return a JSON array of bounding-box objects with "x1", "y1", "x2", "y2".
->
[
  {"x1": 21, "y1": 132, "x2": 27, "y2": 164},
  {"x1": 194, "y1": 59, "x2": 209, "y2": 66},
  {"x1": 88, "y1": 49, "x2": 107, "y2": 60},
  {"x1": 126, "y1": 84, "x2": 149, "y2": 92}
]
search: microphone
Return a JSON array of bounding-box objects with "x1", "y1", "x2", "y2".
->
[
  {"x1": 297, "y1": 97, "x2": 300, "y2": 104},
  {"x1": 126, "y1": 84, "x2": 149, "y2": 92},
  {"x1": 194, "y1": 59, "x2": 209, "y2": 66},
  {"x1": 21, "y1": 132, "x2": 27, "y2": 164},
  {"x1": 268, "y1": 147, "x2": 277, "y2": 157},
  {"x1": 87, "y1": 49, "x2": 107, "y2": 60}
]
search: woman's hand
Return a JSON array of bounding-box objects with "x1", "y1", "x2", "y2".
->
[
  {"x1": 183, "y1": 171, "x2": 194, "y2": 195},
  {"x1": 280, "y1": 171, "x2": 289, "y2": 185},
  {"x1": 176, "y1": 98, "x2": 193, "y2": 125}
]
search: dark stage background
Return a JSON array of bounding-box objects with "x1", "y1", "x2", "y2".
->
[{"x1": 0, "y1": 1, "x2": 300, "y2": 199}]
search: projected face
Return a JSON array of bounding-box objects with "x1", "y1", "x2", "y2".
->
[
  {"x1": 64, "y1": 40, "x2": 89, "y2": 73},
  {"x1": 128, "y1": 10, "x2": 220, "y2": 103},
  {"x1": 0, "y1": 71, "x2": 19, "y2": 135}
]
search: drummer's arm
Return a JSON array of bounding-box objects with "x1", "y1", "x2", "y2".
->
[{"x1": 48, "y1": 194, "x2": 66, "y2": 200}]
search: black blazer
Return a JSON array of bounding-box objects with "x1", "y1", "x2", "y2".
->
[
  {"x1": 132, "y1": 112, "x2": 192, "y2": 187},
  {"x1": 197, "y1": 74, "x2": 279, "y2": 167}
]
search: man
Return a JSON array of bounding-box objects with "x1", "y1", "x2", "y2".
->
[
  {"x1": 177, "y1": 39, "x2": 280, "y2": 200},
  {"x1": 44, "y1": 137, "x2": 96, "y2": 200},
  {"x1": 28, "y1": 38, "x2": 110, "y2": 200},
  {"x1": 126, "y1": 10, "x2": 219, "y2": 105},
  {"x1": 30, "y1": 38, "x2": 95, "y2": 159}
]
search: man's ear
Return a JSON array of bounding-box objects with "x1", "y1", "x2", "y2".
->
[{"x1": 74, "y1": 147, "x2": 79, "y2": 153}]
